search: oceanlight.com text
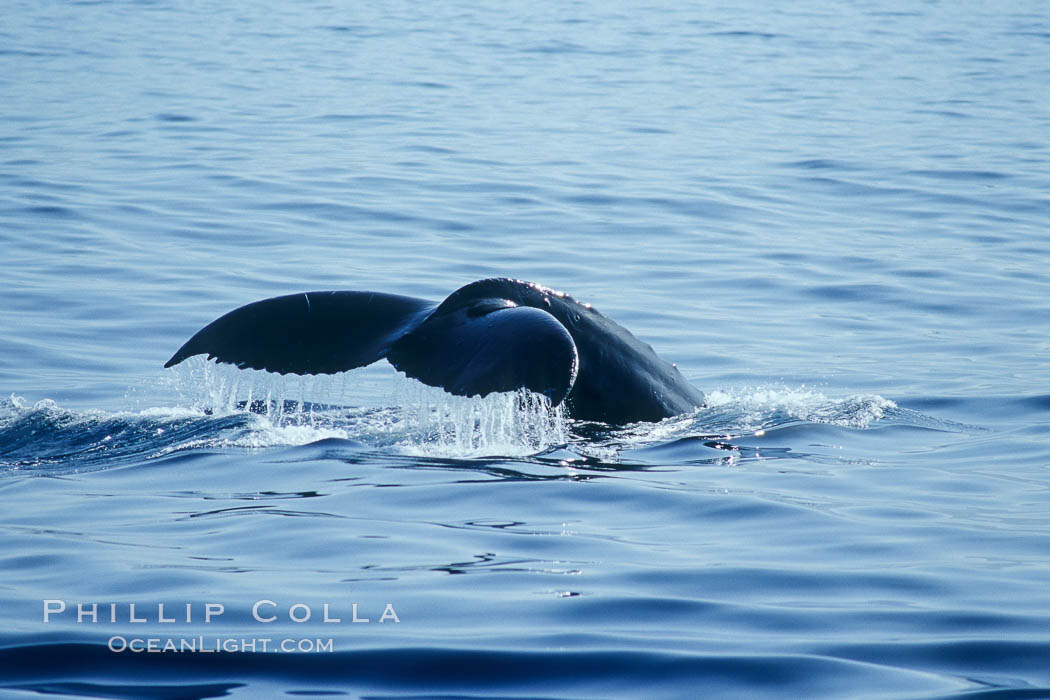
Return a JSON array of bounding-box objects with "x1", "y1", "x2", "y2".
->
[{"x1": 107, "y1": 636, "x2": 335, "y2": 653}]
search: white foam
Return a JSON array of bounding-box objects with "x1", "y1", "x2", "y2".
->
[{"x1": 701, "y1": 385, "x2": 896, "y2": 430}]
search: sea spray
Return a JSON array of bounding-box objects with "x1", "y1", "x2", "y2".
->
[
  {"x1": 156, "y1": 357, "x2": 568, "y2": 456},
  {"x1": 395, "y1": 378, "x2": 568, "y2": 457}
]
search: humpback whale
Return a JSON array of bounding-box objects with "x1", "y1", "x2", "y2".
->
[{"x1": 164, "y1": 278, "x2": 704, "y2": 424}]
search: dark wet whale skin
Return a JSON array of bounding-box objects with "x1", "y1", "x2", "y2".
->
[
  {"x1": 165, "y1": 278, "x2": 705, "y2": 425},
  {"x1": 438, "y1": 279, "x2": 704, "y2": 424}
]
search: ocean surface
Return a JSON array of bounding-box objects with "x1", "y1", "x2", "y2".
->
[{"x1": 3, "y1": 1, "x2": 1050, "y2": 697}]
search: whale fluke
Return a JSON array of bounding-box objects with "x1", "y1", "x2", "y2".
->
[{"x1": 164, "y1": 278, "x2": 705, "y2": 424}]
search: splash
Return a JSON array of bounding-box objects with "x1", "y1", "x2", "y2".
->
[
  {"x1": 395, "y1": 381, "x2": 568, "y2": 458},
  {"x1": 152, "y1": 357, "x2": 371, "y2": 420},
  {"x1": 0, "y1": 394, "x2": 234, "y2": 471},
  {"x1": 153, "y1": 358, "x2": 568, "y2": 457},
  {"x1": 569, "y1": 385, "x2": 907, "y2": 465},
  {"x1": 700, "y1": 385, "x2": 897, "y2": 432}
]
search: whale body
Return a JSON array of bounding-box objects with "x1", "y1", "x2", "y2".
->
[{"x1": 164, "y1": 278, "x2": 704, "y2": 424}]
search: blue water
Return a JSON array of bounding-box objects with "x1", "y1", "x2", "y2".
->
[{"x1": 3, "y1": 0, "x2": 1050, "y2": 697}]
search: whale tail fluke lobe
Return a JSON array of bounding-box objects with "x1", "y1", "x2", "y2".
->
[
  {"x1": 163, "y1": 288, "x2": 581, "y2": 407},
  {"x1": 163, "y1": 290, "x2": 436, "y2": 375},
  {"x1": 388, "y1": 302, "x2": 578, "y2": 405}
]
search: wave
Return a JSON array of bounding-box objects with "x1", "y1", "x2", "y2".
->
[
  {"x1": 0, "y1": 386, "x2": 568, "y2": 475},
  {"x1": 0, "y1": 369, "x2": 973, "y2": 476},
  {"x1": 0, "y1": 640, "x2": 976, "y2": 699}
]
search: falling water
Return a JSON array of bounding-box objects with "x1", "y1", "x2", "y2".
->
[{"x1": 154, "y1": 358, "x2": 568, "y2": 456}]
